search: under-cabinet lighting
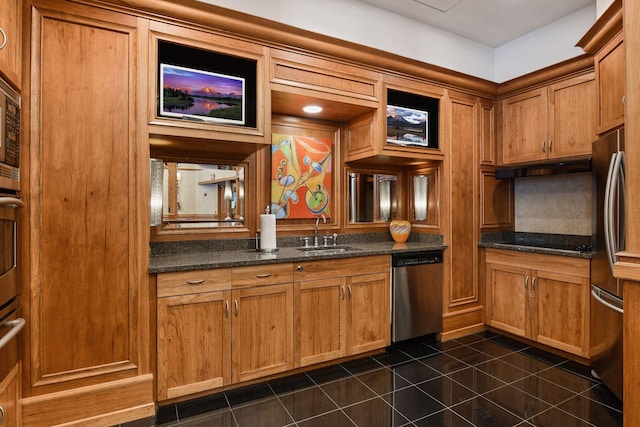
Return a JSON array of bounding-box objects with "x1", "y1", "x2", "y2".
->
[
  {"x1": 150, "y1": 159, "x2": 164, "y2": 226},
  {"x1": 413, "y1": 175, "x2": 429, "y2": 221},
  {"x1": 303, "y1": 105, "x2": 323, "y2": 114},
  {"x1": 379, "y1": 178, "x2": 391, "y2": 222}
]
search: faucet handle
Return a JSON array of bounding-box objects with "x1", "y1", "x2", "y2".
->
[
  {"x1": 332, "y1": 233, "x2": 338, "y2": 246},
  {"x1": 323, "y1": 235, "x2": 331, "y2": 246},
  {"x1": 301, "y1": 236, "x2": 310, "y2": 247}
]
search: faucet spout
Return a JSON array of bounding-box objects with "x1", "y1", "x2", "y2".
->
[{"x1": 314, "y1": 214, "x2": 326, "y2": 246}]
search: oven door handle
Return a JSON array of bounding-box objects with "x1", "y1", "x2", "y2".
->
[
  {"x1": 0, "y1": 197, "x2": 24, "y2": 208},
  {"x1": 0, "y1": 318, "x2": 25, "y2": 350}
]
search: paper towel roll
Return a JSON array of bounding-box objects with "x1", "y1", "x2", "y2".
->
[{"x1": 260, "y1": 214, "x2": 277, "y2": 250}]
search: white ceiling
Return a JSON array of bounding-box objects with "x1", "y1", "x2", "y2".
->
[{"x1": 358, "y1": 0, "x2": 595, "y2": 47}]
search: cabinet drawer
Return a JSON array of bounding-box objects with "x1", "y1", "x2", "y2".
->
[
  {"x1": 294, "y1": 255, "x2": 390, "y2": 281},
  {"x1": 158, "y1": 269, "x2": 231, "y2": 297},
  {"x1": 270, "y1": 49, "x2": 379, "y2": 101},
  {"x1": 232, "y1": 263, "x2": 293, "y2": 288}
]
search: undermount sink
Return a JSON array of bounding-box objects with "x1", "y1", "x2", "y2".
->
[{"x1": 296, "y1": 245, "x2": 359, "y2": 255}]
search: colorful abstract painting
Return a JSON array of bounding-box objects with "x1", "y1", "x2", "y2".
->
[{"x1": 271, "y1": 134, "x2": 332, "y2": 219}]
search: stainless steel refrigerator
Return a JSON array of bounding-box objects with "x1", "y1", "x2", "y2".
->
[{"x1": 590, "y1": 127, "x2": 625, "y2": 401}]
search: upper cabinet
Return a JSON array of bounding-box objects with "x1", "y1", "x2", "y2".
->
[
  {"x1": 500, "y1": 71, "x2": 595, "y2": 165},
  {"x1": 148, "y1": 21, "x2": 268, "y2": 154},
  {"x1": 577, "y1": 0, "x2": 624, "y2": 135},
  {"x1": 594, "y1": 32, "x2": 624, "y2": 134},
  {"x1": 345, "y1": 74, "x2": 444, "y2": 165},
  {"x1": 0, "y1": 0, "x2": 22, "y2": 89}
]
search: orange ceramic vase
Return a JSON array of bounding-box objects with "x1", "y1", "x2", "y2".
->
[{"x1": 389, "y1": 220, "x2": 411, "y2": 243}]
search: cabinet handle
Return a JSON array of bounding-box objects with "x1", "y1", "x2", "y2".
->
[
  {"x1": 0, "y1": 28, "x2": 6, "y2": 51},
  {"x1": 0, "y1": 405, "x2": 5, "y2": 426},
  {"x1": 524, "y1": 276, "x2": 529, "y2": 289},
  {"x1": 234, "y1": 299, "x2": 239, "y2": 316},
  {"x1": 256, "y1": 273, "x2": 272, "y2": 278},
  {"x1": 548, "y1": 138, "x2": 552, "y2": 153},
  {"x1": 225, "y1": 300, "x2": 229, "y2": 318},
  {"x1": 541, "y1": 140, "x2": 546, "y2": 153},
  {"x1": 186, "y1": 279, "x2": 205, "y2": 285},
  {"x1": 340, "y1": 285, "x2": 345, "y2": 300},
  {"x1": 622, "y1": 95, "x2": 626, "y2": 105},
  {"x1": 347, "y1": 285, "x2": 352, "y2": 299},
  {"x1": 531, "y1": 277, "x2": 537, "y2": 297}
]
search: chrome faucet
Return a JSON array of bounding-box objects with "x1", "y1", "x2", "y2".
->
[{"x1": 314, "y1": 214, "x2": 326, "y2": 247}]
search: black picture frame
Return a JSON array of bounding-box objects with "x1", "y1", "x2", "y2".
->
[
  {"x1": 386, "y1": 89, "x2": 439, "y2": 149},
  {"x1": 157, "y1": 41, "x2": 258, "y2": 128}
]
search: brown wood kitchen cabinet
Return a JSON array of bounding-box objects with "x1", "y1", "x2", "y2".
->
[
  {"x1": 594, "y1": 32, "x2": 624, "y2": 134},
  {"x1": 157, "y1": 264, "x2": 294, "y2": 401},
  {"x1": 231, "y1": 263, "x2": 294, "y2": 383},
  {"x1": 485, "y1": 249, "x2": 590, "y2": 357},
  {"x1": 0, "y1": 364, "x2": 19, "y2": 427},
  {"x1": 0, "y1": 0, "x2": 22, "y2": 89},
  {"x1": 293, "y1": 255, "x2": 390, "y2": 368},
  {"x1": 577, "y1": 0, "x2": 624, "y2": 135},
  {"x1": 501, "y1": 72, "x2": 596, "y2": 165},
  {"x1": 21, "y1": 1, "x2": 153, "y2": 425},
  {"x1": 157, "y1": 269, "x2": 232, "y2": 401}
]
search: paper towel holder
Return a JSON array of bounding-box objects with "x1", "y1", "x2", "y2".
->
[{"x1": 256, "y1": 205, "x2": 279, "y2": 253}]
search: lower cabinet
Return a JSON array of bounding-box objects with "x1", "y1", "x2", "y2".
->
[
  {"x1": 0, "y1": 363, "x2": 19, "y2": 427},
  {"x1": 157, "y1": 256, "x2": 391, "y2": 401},
  {"x1": 294, "y1": 255, "x2": 391, "y2": 368},
  {"x1": 157, "y1": 264, "x2": 294, "y2": 400},
  {"x1": 485, "y1": 249, "x2": 591, "y2": 357}
]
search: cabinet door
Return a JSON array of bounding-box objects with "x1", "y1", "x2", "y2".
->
[
  {"x1": 0, "y1": 364, "x2": 18, "y2": 427},
  {"x1": 502, "y1": 88, "x2": 548, "y2": 164},
  {"x1": 596, "y1": 32, "x2": 625, "y2": 134},
  {"x1": 295, "y1": 278, "x2": 346, "y2": 367},
  {"x1": 232, "y1": 284, "x2": 293, "y2": 383},
  {"x1": 28, "y1": 0, "x2": 150, "y2": 396},
  {"x1": 157, "y1": 291, "x2": 231, "y2": 400},
  {"x1": 486, "y1": 263, "x2": 529, "y2": 338},
  {"x1": 346, "y1": 272, "x2": 390, "y2": 355},
  {"x1": 532, "y1": 270, "x2": 590, "y2": 357},
  {"x1": 0, "y1": 0, "x2": 21, "y2": 88},
  {"x1": 548, "y1": 73, "x2": 596, "y2": 159}
]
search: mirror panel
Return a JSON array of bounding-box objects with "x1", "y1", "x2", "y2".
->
[
  {"x1": 348, "y1": 172, "x2": 398, "y2": 223},
  {"x1": 161, "y1": 162, "x2": 245, "y2": 229}
]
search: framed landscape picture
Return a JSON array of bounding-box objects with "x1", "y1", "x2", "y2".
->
[
  {"x1": 386, "y1": 104, "x2": 429, "y2": 146},
  {"x1": 160, "y1": 63, "x2": 246, "y2": 125}
]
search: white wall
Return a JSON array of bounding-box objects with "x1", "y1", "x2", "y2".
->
[
  {"x1": 494, "y1": 5, "x2": 596, "y2": 83},
  {"x1": 198, "y1": 0, "x2": 597, "y2": 83},
  {"x1": 199, "y1": 0, "x2": 495, "y2": 80},
  {"x1": 597, "y1": 0, "x2": 615, "y2": 16}
]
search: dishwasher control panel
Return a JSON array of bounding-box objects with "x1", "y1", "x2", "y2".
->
[{"x1": 391, "y1": 250, "x2": 442, "y2": 267}]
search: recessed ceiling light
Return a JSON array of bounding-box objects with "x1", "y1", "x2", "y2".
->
[{"x1": 303, "y1": 105, "x2": 323, "y2": 114}]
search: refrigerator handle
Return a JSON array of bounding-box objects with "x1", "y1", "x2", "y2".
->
[
  {"x1": 618, "y1": 151, "x2": 626, "y2": 251},
  {"x1": 607, "y1": 151, "x2": 625, "y2": 264},
  {"x1": 604, "y1": 152, "x2": 617, "y2": 272},
  {"x1": 591, "y1": 286, "x2": 624, "y2": 314}
]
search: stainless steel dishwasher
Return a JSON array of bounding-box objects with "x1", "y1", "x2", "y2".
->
[{"x1": 391, "y1": 250, "x2": 443, "y2": 343}]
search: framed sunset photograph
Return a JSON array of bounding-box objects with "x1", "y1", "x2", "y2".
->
[{"x1": 160, "y1": 63, "x2": 246, "y2": 125}]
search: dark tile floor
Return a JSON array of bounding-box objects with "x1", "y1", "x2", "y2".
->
[{"x1": 122, "y1": 331, "x2": 623, "y2": 427}]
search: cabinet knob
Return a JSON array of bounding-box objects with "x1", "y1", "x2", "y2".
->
[
  {"x1": 297, "y1": 265, "x2": 303, "y2": 272},
  {"x1": 0, "y1": 28, "x2": 6, "y2": 51}
]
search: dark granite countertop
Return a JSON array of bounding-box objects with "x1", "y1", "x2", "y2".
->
[
  {"x1": 150, "y1": 233, "x2": 446, "y2": 273},
  {"x1": 479, "y1": 232, "x2": 593, "y2": 259}
]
